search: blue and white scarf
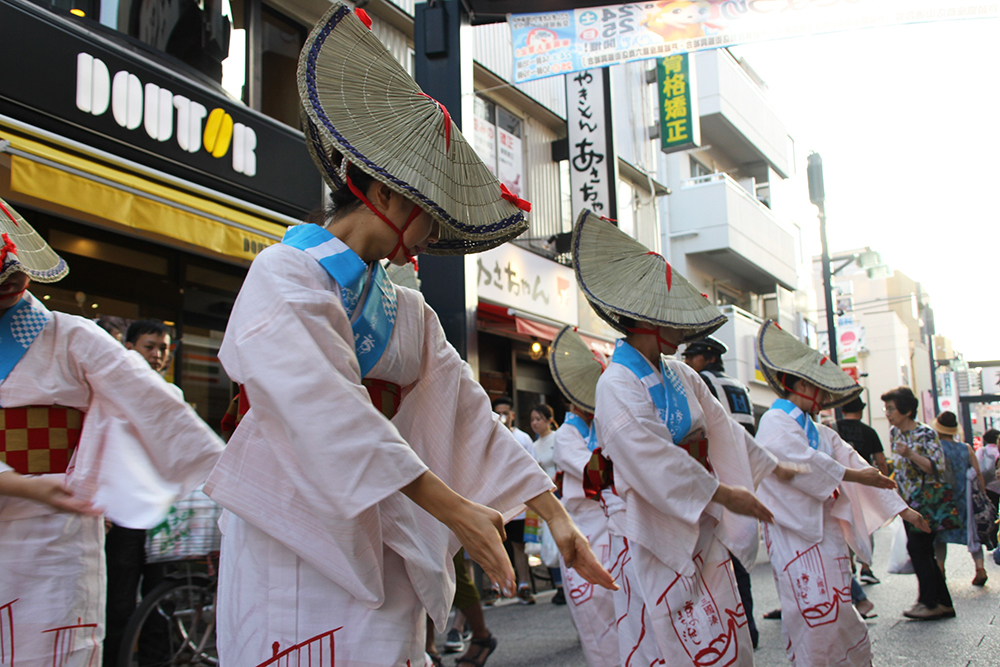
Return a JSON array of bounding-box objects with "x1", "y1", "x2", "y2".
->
[
  {"x1": 282, "y1": 224, "x2": 397, "y2": 378},
  {"x1": 564, "y1": 412, "x2": 598, "y2": 452},
  {"x1": 0, "y1": 293, "x2": 51, "y2": 388},
  {"x1": 771, "y1": 398, "x2": 820, "y2": 451},
  {"x1": 611, "y1": 339, "x2": 692, "y2": 443}
]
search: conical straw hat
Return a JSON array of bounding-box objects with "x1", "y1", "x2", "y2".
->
[
  {"x1": 0, "y1": 198, "x2": 68, "y2": 284},
  {"x1": 548, "y1": 326, "x2": 605, "y2": 413},
  {"x1": 298, "y1": 3, "x2": 529, "y2": 255},
  {"x1": 572, "y1": 209, "x2": 726, "y2": 340},
  {"x1": 755, "y1": 319, "x2": 862, "y2": 409}
]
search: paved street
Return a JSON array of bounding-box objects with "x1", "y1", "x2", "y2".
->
[{"x1": 434, "y1": 529, "x2": 1000, "y2": 666}]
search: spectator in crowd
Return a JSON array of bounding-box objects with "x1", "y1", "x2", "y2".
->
[
  {"x1": 835, "y1": 397, "x2": 888, "y2": 585},
  {"x1": 491, "y1": 395, "x2": 537, "y2": 604},
  {"x1": 427, "y1": 550, "x2": 497, "y2": 667},
  {"x1": 930, "y1": 411, "x2": 988, "y2": 586},
  {"x1": 976, "y1": 429, "x2": 1000, "y2": 549},
  {"x1": 883, "y1": 386, "x2": 958, "y2": 620},
  {"x1": 104, "y1": 319, "x2": 174, "y2": 666},
  {"x1": 529, "y1": 403, "x2": 565, "y2": 604}
]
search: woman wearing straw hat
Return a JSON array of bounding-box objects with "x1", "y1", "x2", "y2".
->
[
  {"x1": 0, "y1": 198, "x2": 224, "y2": 666},
  {"x1": 574, "y1": 210, "x2": 799, "y2": 666},
  {"x1": 203, "y1": 5, "x2": 614, "y2": 667},
  {"x1": 548, "y1": 325, "x2": 622, "y2": 666},
  {"x1": 754, "y1": 320, "x2": 929, "y2": 665},
  {"x1": 929, "y1": 410, "x2": 989, "y2": 586}
]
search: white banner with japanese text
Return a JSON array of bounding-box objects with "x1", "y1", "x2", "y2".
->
[
  {"x1": 477, "y1": 243, "x2": 579, "y2": 325},
  {"x1": 509, "y1": 1, "x2": 998, "y2": 83}
]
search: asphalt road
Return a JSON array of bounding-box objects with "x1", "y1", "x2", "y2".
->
[{"x1": 432, "y1": 528, "x2": 1000, "y2": 666}]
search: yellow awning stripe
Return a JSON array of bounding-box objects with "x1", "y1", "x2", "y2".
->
[{"x1": 1, "y1": 130, "x2": 289, "y2": 262}]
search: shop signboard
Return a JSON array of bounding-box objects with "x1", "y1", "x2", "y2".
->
[
  {"x1": 565, "y1": 68, "x2": 617, "y2": 222},
  {"x1": 0, "y1": 0, "x2": 320, "y2": 217},
  {"x1": 472, "y1": 99, "x2": 498, "y2": 176},
  {"x1": 981, "y1": 366, "x2": 1000, "y2": 395},
  {"x1": 508, "y1": 1, "x2": 999, "y2": 83},
  {"x1": 477, "y1": 243, "x2": 578, "y2": 326},
  {"x1": 655, "y1": 54, "x2": 699, "y2": 154}
]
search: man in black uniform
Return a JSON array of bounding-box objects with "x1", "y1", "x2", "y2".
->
[
  {"x1": 834, "y1": 397, "x2": 887, "y2": 585},
  {"x1": 683, "y1": 336, "x2": 760, "y2": 647}
]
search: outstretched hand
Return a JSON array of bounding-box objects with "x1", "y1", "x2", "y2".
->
[
  {"x1": 714, "y1": 484, "x2": 774, "y2": 524},
  {"x1": 772, "y1": 462, "x2": 811, "y2": 482},
  {"x1": 447, "y1": 500, "x2": 515, "y2": 597},
  {"x1": 845, "y1": 466, "x2": 897, "y2": 490},
  {"x1": 547, "y1": 515, "x2": 618, "y2": 590},
  {"x1": 21, "y1": 477, "x2": 100, "y2": 516},
  {"x1": 900, "y1": 507, "x2": 931, "y2": 533}
]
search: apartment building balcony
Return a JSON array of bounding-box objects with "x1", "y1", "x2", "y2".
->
[
  {"x1": 670, "y1": 172, "x2": 798, "y2": 291},
  {"x1": 695, "y1": 49, "x2": 793, "y2": 178}
]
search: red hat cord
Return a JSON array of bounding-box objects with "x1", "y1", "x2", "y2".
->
[
  {"x1": 500, "y1": 183, "x2": 531, "y2": 212},
  {"x1": 0, "y1": 200, "x2": 20, "y2": 227},
  {"x1": 625, "y1": 325, "x2": 679, "y2": 354},
  {"x1": 645, "y1": 251, "x2": 672, "y2": 291},
  {"x1": 0, "y1": 233, "x2": 17, "y2": 266},
  {"x1": 344, "y1": 168, "x2": 423, "y2": 265},
  {"x1": 781, "y1": 374, "x2": 826, "y2": 415}
]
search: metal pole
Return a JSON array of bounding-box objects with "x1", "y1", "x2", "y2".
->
[{"x1": 818, "y1": 200, "x2": 838, "y2": 367}]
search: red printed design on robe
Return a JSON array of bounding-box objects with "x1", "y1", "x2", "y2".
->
[
  {"x1": 42, "y1": 618, "x2": 99, "y2": 667},
  {"x1": 255, "y1": 627, "x2": 342, "y2": 667},
  {"x1": 783, "y1": 545, "x2": 851, "y2": 628},
  {"x1": 658, "y1": 552, "x2": 742, "y2": 667}
]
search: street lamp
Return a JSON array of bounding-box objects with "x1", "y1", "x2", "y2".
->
[{"x1": 807, "y1": 152, "x2": 838, "y2": 367}]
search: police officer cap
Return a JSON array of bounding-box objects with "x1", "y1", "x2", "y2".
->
[{"x1": 683, "y1": 336, "x2": 728, "y2": 357}]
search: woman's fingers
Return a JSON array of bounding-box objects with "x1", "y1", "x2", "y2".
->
[{"x1": 567, "y1": 534, "x2": 618, "y2": 590}]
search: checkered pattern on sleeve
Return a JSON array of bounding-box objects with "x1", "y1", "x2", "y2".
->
[{"x1": 0, "y1": 406, "x2": 84, "y2": 474}]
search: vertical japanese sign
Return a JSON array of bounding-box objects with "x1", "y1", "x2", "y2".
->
[
  {"x1": 496, "y1": 107, "x2": 525, "y2": 199},
  {"x1": 566, "y1": 68, "x2": 617, "y2": 222},
  {"x1": 473, "y1": 97, "x2": 497, "y2": 175},
  {"x1": 656, "y1": 54, "x2": 700, "y2": 154}
]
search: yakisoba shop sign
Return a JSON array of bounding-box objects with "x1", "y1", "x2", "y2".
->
[{"x1": 75, "y1": 53, "x2": 257, "y2": 177}]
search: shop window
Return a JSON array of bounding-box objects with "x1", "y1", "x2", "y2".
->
[
  {"x1": 471, "y1": 96, "x2": 525, "y2": 200},
  {"x1": 260, "y1": 4, "x2": 306, "y2": 127},
  {"x1": 690, "y1": 156, "x2": 711, "y2": 178},
  {"x1": 48, "y1": 230, "x2": 169, "y2": 275}
]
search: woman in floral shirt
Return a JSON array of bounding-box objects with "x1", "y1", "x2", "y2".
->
[{"x1": 882, "y1": 386, "x2": 957, "y2": 620}]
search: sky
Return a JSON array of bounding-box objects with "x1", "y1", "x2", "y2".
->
[{"x1": 729, "y1": 18, "x2": 999, "y2": 361}]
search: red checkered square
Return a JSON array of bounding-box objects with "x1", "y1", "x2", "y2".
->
[{"x1": 0, "y1": 406, "x2": 84, "y2": 474}]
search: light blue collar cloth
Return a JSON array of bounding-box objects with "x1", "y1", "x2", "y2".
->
[
  {"x1": 282, "y1": 224, "x2": 397, "y2": 377},
  {"x1": 611, "y1": 339, "x2": 691, "y2": 443},
  {"x1": 564, "y1": 412, "x2": 598, "y2": 451},
  {"x1": 0, "y1": 292, "x2": 52, "y2": 390},
  {"x1": 771, "y1": 398, "x2": 820, "y2": 450}
]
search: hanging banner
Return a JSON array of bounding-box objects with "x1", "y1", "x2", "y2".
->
[
  {"x1": 509, "y1": 1, "x2": 998, "y2": 83},
  {"x1": 656, "y1": 54, "x2": 700, "y2": 153},
  {"x1": 566, "y1": 68, "x2": 618, "y2": 221}
]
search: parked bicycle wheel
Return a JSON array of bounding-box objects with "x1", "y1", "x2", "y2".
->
[{"x1": 117, "y1": 574, "x2": 217, "y2": 667}]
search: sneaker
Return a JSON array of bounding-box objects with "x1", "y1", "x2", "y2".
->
[
  {"x1": 902, "y1": 603, "x2": 945, "y2": 620},
  {"x1": 972, "y1": 568, "x2": 988, "y2": 587},
  {"x1": 859, "y1": 569, "x2": 880, "y2": 585},
  {"x1": 939, "y1": 605, "x2": 957, "y2": 618},
  {"x1": 481, "y1": 589, "x2": 498, "y2": 606},
  {"x1": 462, "y1": 625, "x2": 473, "y2": 643},
  {"x1": 443, "y1": 628, "x2": 464, "y2": 653},
  {"x1": 517, "y1": 585, "x2": 536, "y2": 605},
  {"x1": 551, "y1": 588, "x2": 566, "y2": 605}
]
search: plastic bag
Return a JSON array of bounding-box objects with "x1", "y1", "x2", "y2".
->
[
  {"x1": 539, "y1": 521, "x2": 561, "y2": 568},
  {"x1": 887, "y1": 516, "x2": 914, "y2": 575}
]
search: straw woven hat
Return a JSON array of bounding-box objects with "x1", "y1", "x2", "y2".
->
[
  {"x1": 930, "y1": 411, "x2": 960, "y2": 436},
  {"x1": 755, "y1": 319, "x2": 862, "y2": 409},
  {"x1": 548, "y1": 326, "x2": 605, "y2": 413},
  {"x1": 572, "y1": 210, "x2": 726, "y2": 340},
  {"x1": 298, "y1": 3, "x2": 529, "y2": 255},
  {"x1": 0, "y1": 198, "x2": 68, "y2": 284}
]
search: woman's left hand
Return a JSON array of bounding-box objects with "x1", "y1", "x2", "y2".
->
[{"x1": 547, "y1": 514, "x2": 618, "y2": 591}]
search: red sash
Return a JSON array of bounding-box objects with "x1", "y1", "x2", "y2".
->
[
  {"x1": 0, "y1": 406, "x2": 84, "y2": 475},
  {"x1": 362, "y1": 378, "x2": 402, "y2": 419},
  {"x1": 583, "y1": 447, "x2": 615, "y2": 501},
  {"x1": 676, "y1": 428, "x2": 713, "y2": 473}
]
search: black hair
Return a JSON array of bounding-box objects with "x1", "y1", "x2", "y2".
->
[
  {"x1": 880, "y1": 386, "x2": 919, "y2": 420},
  {"x1": 531, "y1": 403, "x2": 555, "y2": 423},
  {"x1": 935, "y1": 411, "x2": 959, "y2": 429},
  {"x1": 326, "y1": 163, "x2": 378, "y2": 222},
  {"x1": 984, "y1": 429, "x2": 1000, "y2": 445},
  {"x1": 125, "y1": 319, "x2": 169, "y2": 345},
  {"x1": 775, "y1": 371, "x2": 805, "y2": 398},
  {"x1": 491, "y1": 395, "x2": 514, "y2": 410}
]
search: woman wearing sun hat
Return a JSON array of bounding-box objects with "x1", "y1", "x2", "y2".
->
[
  {"x1": 0, "y1": 197, "x2": 224, "y2": 666},
  {"x1": 574, "y1": 210, "x2": 798, "y2": 666},
  {"x1": 753, "y1": 320, "x2": 929, "y2": 666},
  {"x1": 203, "y1": 5, "x2": 613, "y2": 666},
  {"x1": 547, "y1": 325, "x2": 622, "y2": 666}
]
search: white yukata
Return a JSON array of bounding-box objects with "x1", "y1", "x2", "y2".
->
[
  {"x1": 206, "y1": 228, "x2": 553, "y2": 667},
  {"x1": 595, "y1": 341, "x2": 777, "y2": 667},
  {"x1": 553, "y1": 413, "x2": 622, "y2": 667},
  {"x1": 755, "y1": 402, "x2": 906, "y2": 667},
  {"x1": 0, "y1": 295, "x2": 224, "y2": 667}
]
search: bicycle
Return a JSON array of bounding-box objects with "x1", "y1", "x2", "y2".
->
[{"x1": 118, "y1": 488, "x2": 222, "y2": 667}]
